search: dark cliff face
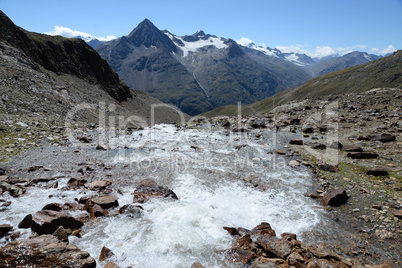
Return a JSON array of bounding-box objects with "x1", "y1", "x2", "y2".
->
[{"x1": 0, "y1": 10, "x2": 131, "y2": 102}]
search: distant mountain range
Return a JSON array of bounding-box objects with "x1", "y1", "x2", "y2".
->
[
  {"x1": 202, "y1": 50, "x2": 402, "y2": 117},
  {"x1": 58, "y1": 19, "x2": 383, "y2": 115}
]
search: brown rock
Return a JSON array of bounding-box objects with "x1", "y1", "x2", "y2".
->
[
  {"x1": 310, "y1": 143, "x2": 326, "y2": 150},
  {"x1": 52, "y1": 225, "x2": 68, "y2": 242},
  {"x1": 63, "y1": 202, "x2": 84, "y2": 211},
  {"x1": 251, "y1": 222, "x2": 276, "y2": 237},
  {"x1": 99, "y1": 246, "x2": 115, "y2": 262},
  {"x1": 42, "y1": 202, "x2": 63, "y2": 211},
  {"x1": 0, "y1": 224, "x2": 12, "y2": 236},
  {"x1": 191, "y1": 262, "x2": 205, "y2": 268},
  {"x1": 118, "y1": 204, "x2": 143, "y2": 218},
  {"x1": 87, "y1": 180, "x2": 112, "y2": 189},
  {"x1": 367, "y1": 167, "x2": 389, "y2": 176},
  {"x1": 392, "y1": 209, "x2": 402, "y2": 219},
  {"x1": 138, "y1": 178, "x2": 158, "y2": 187},
  {"x1": 71, "y1": 229, "x2": 82, "y2": 238},
  {"x1": 18, "y1": 214, "x2": 32, "y2": 229},
  {"x1": 224, "y1": 247, "x2": 254, "y2": 264},
  {"x1": 274, "y1": 149, "x2": 286, "y2": 155},
  {"x1": 223, "y1": 226, "x2": 241, "y2": 237},
  {"x1": 236, "y1": 234, "x2": 253, "y2": 249},
  {"x1": 133, "y1": 184, "x2": 178, "y2": 203},
  {"x1": 289, "y1": 139, "x2": 303, "y2": 145},
  {"x1": 322, "y1": 189, "x2": 348, "y2": 207},
  {"x1": 90, "y1": 196, "x2": 119, "y2": 209},
  {"x1": 0, "y1": 234, "x2": 96, "y2": 267},
  {"x1": 371, "y1": 133, "x2": 396, "y2": 143},
  {"x1": 89, "y1": 204, "x2": 109, "y2": 218},
  {"x1": 255, "y1": 236, "x2": 292, "y2": 258},
  {"x1": 318, "y1": 164, "x2": 339, "y2": 172},
  {"x1": 105, "y1": 262, "x2": 120, "y2": 268},
  {"x1": 347, "y1": 152, "x2": 379, "y2": 159},
  {"x1": 31, "y1": 210, "x2": 84, "y2": 234},
  {"x1": 281, "y1": 232, "x2": 297, "y2": 241}
]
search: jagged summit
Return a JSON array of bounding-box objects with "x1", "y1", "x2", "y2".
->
[{"x1": 126, "y1": 18, "x2": 177, "y2": 52}]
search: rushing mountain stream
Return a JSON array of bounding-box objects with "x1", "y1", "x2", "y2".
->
[{"x1": 1, "y1": 124, "x2": 339, "y2": 267}]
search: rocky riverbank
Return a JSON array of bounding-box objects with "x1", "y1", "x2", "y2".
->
[{"x1": 0, "y1": 88, "x2": 401, "y2": 267}]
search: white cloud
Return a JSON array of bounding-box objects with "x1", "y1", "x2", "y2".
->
[
  {"x1": 236, "y1": 37, "x2": 254, "y2": 47},
  {"x1": 371, "y1": 45, "x2": 396, "y2": 55},
  {"x1": 45, "y1": 26, "x2": 116, "y2": 42},
  {"x1": 275, "y1": 45, "x2": 337, "y2": 59}
]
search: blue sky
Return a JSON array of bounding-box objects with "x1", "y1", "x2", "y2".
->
[{"x1": 1, "y1": 0, "x2": 401, "y2": 57}]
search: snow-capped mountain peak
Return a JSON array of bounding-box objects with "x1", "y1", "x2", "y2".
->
[{"x1": 165, "y1": 31, "x2": 228, "y2": 57}]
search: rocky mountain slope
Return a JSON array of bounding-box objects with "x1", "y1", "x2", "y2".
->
[
  {"x1": 0, "y1": 11, "x2": 186, "y2": 161},
  {"x1": 202, "y1": 50, "x2": 402, "y2": 117}
]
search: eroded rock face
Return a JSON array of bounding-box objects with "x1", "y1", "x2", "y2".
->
[
  {"x1": 31, "y1": 210, "x2": 84, "y2": 234},
  {"x1": 0, "y1": 234, "x2": 96, "y2": 267}
]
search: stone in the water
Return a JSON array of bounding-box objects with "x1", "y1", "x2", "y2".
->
[
  {"x1": 223, "y1": 226, "x2": 241, "y2": 237},
  {"x1": 322, "y1": 189, "x2": 348, "y2": 207},
  {"x1": 133, "y1": 184, "x2": 178, "y2": 203},
  {"x1": 119, "y1": 204, "x2": 143, "y2": 218},
  {"x1": 288, "y1": 160, "x2": 300, "y2": 168},
  {"x1": 251, "y1": 222, "x2": 276, "y2": 237},
  {"x1": 224, "y1": 247, "x2": 254, "y2": 265},
  {"x1": 90, "y1": 196, "x2": 119, "y2": 209},
  {"x1": 87, "y1": 180, "x2": 112, "y2": 189},
  {"x1": 18, "y1": 214, "x2": 32, "y2": 229},
  {"x1": 191, "y1": 262, "x2": 205, "y2": 268},
  {"x1": 367, "y1": 167, "x2": 389, "y2": 176},
  {"x1": 0, "y1": 234, "x2": 96, "y2": 267},
  {"x1": 0, "y1": 224, "x2": 12, "y2": 236},
  {"x1": 99, "y1": 246, "x2": 115, "y2": 262},
  {"x1": 31, "y1": 210, "x2": 84, "y2": 235},
  {"x1": 42, "y1": 202, "x2": 63, "y2": 211}
]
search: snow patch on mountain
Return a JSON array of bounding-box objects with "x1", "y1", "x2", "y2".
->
[
  {"x1": 284, "y1": 54, "x2": 309, "y2": 66},
  {"x1": 166, "y1": 33, "x2": 227, "y2": 57},
  {"x1": 237, "y1": 38, "x2": 279, "y2": 58}
]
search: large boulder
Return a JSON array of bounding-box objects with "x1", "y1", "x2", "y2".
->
[
  {"x1": 133, "y1": 180, "x2": 178, "y2": 203},
  {"x1": 90, "y1": 196, "x2": 119, "y2": 209},
  {"x1": 322, "y1": 189, "x2": 348, "y2": 207},
  {"x1": 0, "y1": 234, "x2": 96, "y2": 267},
  {"x1": 31, "y1": 210, "x2": 84, "y2": 234}
]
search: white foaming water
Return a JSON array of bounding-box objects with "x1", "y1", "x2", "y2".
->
[{"x1": 1, "y1": 125, "x2": 323, "y2": 267}]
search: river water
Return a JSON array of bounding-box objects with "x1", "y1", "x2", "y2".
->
[{"x1": 1, "y1": 124, "x2": 330, "y2": 267}]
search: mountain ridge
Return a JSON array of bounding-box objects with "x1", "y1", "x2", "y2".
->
[{"x1": 201, "y1": 50, "x2": 402, "y2": 117}]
